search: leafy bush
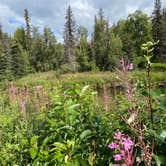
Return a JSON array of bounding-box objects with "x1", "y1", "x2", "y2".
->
[{"x1": 0, "y1": 59, "x2": 165, "y2": 165}]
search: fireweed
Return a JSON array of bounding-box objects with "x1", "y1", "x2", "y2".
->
[
  {"x1": 111, "y1": 59, "x2": 154, "y2": 166},
  {"x1": 8, "y1": 83, "x2": 51, "y2": 116},
  {"x1": 108, "y1": 131, "x2": 136, "y2": 166},
  {"x1": 102, "y1": 84, "x2": 109, "y2": 111},
  {"x1": 116, "y1": 59, "x2": 135, "y2": 102}
]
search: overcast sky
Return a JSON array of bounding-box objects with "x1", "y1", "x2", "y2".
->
[{"x1": 0, "y1": 0, "x2": 165, "y2": 42}]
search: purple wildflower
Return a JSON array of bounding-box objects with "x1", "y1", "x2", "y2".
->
[
  {"x1": 122, "y1": 136, "x2": 134, "y2": 151},
  {"x1": 108, "y1": 142, "x2": 118, "y2": 149},
  {"x1": 128, "y1": 63, "x2": 134, "y2": 70},
  {"x1": 114, "y1": 131, "x2": 122, "y2": 140},
  {"x1": 102, "y1": 85, "x2": 109, "y2": 111},
  {"x1": 113, "y1": 154, "x2": 122, "y2": 161},
  {"x1": 109, "y1": 132, "x2": 135, "y2": 166},
  {"x1": 19, "y1": 102, "x2": 26, "y2": 117}
]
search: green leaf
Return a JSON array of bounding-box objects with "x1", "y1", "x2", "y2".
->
[
  {"x1": 69, "y1": 104, "x2": 80, "y2": 110},
  {"x1": 53, "y1": 142, "x2": 67, "y2": 150},
  {"x1": 158, "y1": 155, "x2": 166, "y2": 165},
  {"x1": 30, "y1": 135, "x2": 39, "y2": 145},
  {"x1": 160, "y1": 130, "x2": 166, "y2": 140},
  {"x1": 151, "y1": 63, "x2": 166, "y2": 68},
  {"x1": 153, "y1": 154, "x2": 166, "y2": 166},
  {"x1": 80, "y1": 85, "x2": 89, "y2": 97},
  {"x1": 30, "y1": 147, "x2": 38, "y2": 159},
  {"x1": 80, "y1": 130, "x2": 92, "y2": 139},
  {"x1": 66, "y1": 140, "x2": 75, "y2": 149},
  {"x1": 35, "y1": 113, "x2": 45, "y2": 120}
]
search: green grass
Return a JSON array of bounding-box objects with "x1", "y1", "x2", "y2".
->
[{"x1": 0, "y1": 70, "x2": 165, "y2": 89}]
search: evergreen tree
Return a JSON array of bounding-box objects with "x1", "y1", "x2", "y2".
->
[
  {"x1": 160, "y1": 8, "x2": 166, "y2": 62},
  {"x1": 10, "y1": 40, "x2": 26, "y2": 78},
  {"x1": 14, "y1": 28, "x2": 26, "y2": 49},
  {"x1": 42, "y1": 27, "x2": 57, "y2": 71},
  {"x1": 152, "y1": 0, "x2": 162, "y2": 62},
  {"x1": 53, "y1": 43, "x2": 65, "y2": 69},
  {"x1": 103, "y1": 21, "x2": 112, "y2": 70},
  {"x1": 63, "y1": 6, "x2": 77, "y2": 70},
  {"x1": 30, "y1": 27, "x2": 43, "y2": 71},
  {"x1": 0, "y1": 41, "x2": 7, "y2": 79},
  {"x1": 24, "y1": 9, "x2": 31, "y2": 51},
  {"x1": 0, "y1": 25, "x2": 12, "y2": 80}
]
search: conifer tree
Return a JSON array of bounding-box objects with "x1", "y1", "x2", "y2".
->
[
  {"x1": 0, "y1": 24, "x2": 12, "y2": 80},
  {"x1": 63, "y1": 6, "x2": 77, "y2": 70},
  {"x1": 0, "y1": 41, "x2": 7, "y2": 79},
  {"x1": 10, "y1": 40, "x2": 25, "y2": 78},
  {"x1": 152, "y1": 0, "x2": 162, "y2": 61},
  {"x1": 14, "y1": 28, "x2": 26, "y2": 49},
  {"x1": 42, "y1": 26, "x2": 56, "y2": 71},
  {"x1": 160, "y1": 8, "x2": 166, "y2": 62},
  {"x1": 30, "y1": 26, "x2": 43, "y2": 71},
  {"x1": 24, "y1": 9, "x2": 31, "y2": 51}
]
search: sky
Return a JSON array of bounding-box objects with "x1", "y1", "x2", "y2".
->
[{"x1": 0, "y1": 0, "x2": 165, "y2": 42}]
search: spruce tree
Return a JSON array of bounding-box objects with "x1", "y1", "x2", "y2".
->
[
  {"x1": 0, "y1": 25, "x2": 12, "y2": 80},
  {"x1": 160, "y1": 8, "x2": 166, "y2": 62},
  {"x1": 42, "y1": 26, "x2": 56, "y2": 71},
  {"x1": 14, "y1": 28, "x2": 26, "y2": 49},
  {"x1": 63, "y1": 6, "x2": 77, "y2": 70},
  {"x1": 0, "y1": 41, "x2": 7, "y2": 80},
  {"x1": 152, "y1": 0, "x2": 162, "y2": 62},
  {"x1": 31, "y1": 27, "x2": 43, "y2": 71},
  {"x1": 10, "y1": 40, "x2": 25, "y2": 78},
  {"x1": 24, "y1": 9, "x2": 31, "y2": 51}
]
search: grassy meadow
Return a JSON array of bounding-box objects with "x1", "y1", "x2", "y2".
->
[{"x1": 0, "y1": 70, "x2": 166, "y2": 165}]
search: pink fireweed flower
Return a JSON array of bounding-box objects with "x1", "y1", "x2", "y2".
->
[
  {"x1": 108, "y1": 142, "x2": 118, "y2": 149},
  {"x1": 121, "y1": 136, "x2": 134, "y2": 151},
  {"x1": 114, "y1": 131, "x2": 122, "y2": 140},
  {"x1": 128, "y1": 63, "x2": 133, "y2": 70},
  {"x1": 102, "y1": 85, "x2": 109, "y2": 111},
  {"x1": 109, "y1": 132, "x2": 135, "y2": 166},
  {"x1": 19, "y1": 102, "x2": 26, "y2": 116},
  {"x1": 113, "y1": 154, "x2": 122, "y2": 161},
  {"x1": 9, "y1": 84, "x2": 17, "y2": 100}
]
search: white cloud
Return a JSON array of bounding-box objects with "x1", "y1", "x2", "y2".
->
[
  {"x1": 0, "y1": 4, "x2": 24, "y2": 35},
  {"x1": 0, "y1": 0, "x2": 165, "y2": 42},
  {"x1": 126, "y1": 5, "x2": 137, "y2": 14},
  {"x1": 70, "y1": 0, "x2": 96, "y2": 18}
]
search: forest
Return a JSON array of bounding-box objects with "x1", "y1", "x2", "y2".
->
[
  {"x1": 0, "y1": 0, "x2": 165, "y2": 79},
  {"x1": 0, "y1": 0, "x2": 166, "y2": 165}
]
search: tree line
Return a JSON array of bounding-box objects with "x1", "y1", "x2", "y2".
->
[{"x1": 0, "y1": 0, "x2": 165, "y2": 80}]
